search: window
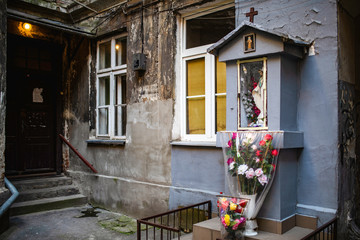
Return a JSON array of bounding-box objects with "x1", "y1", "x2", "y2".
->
[
  {"x1": 181, "y1": 4, "x2": 235, "y2": 140},
  {"x1": 97, "y1": 35, "x2": 127, "y2": 138},
  {"x1": 237, "y1": 58, "x2": 267, "y2": 129}
]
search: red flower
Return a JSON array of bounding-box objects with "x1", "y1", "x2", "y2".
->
[
  {"x1": 239, "y1": 199, "x2": 248, "y2": 208},
  {"x1": 227, "y1": 158, "x2": 234, "y2": 165},
  {"x1": 256, "y1": 150, "x2": 262, "y2": 157},
  {"x1": 272, "y1": 164, "x2": 276, "y2": 171},
  {"x1": 227, "y1": 140, "x2": 232, "y2": 148},
  {"x1": 264, "y1": 134, "x2": 273, "y2": 141},
  {"x1": 252, "y1": 106, "x2": 260, "y2": 116},
  {"x1": 271, "y1": 149, "x2": 278, "y2": 156},
  {"x1": 235, "y1": 207, "x2": 243, "y2": 214},
  {"x1": 253, "y1": 82, "x2": 258, "y2": 90},
  {"x1": 259, "y1": 140, "x2": 266, "y2": 146}
]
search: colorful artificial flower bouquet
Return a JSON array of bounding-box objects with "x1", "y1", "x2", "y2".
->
[
  {"x1": 218, "y1": 196, "x2": 249, "y2": 239},
  {"x1": 226, "y1": 133, "x2": 277, "y2": 195}
]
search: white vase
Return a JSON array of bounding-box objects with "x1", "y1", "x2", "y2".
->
[{"x1": 241, "y1": 193, "x2": 258, "y2": 236}]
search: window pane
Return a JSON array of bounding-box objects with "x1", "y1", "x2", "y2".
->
[
  {"x1": 98, "y1": 108, "x2": 109, "y2": 135},
  {"x1": 115, "y1": 38, "x2": 127, "y2": 66},
  {"x1": 99, "y1": 41, "x2": 111, "y2": 69},
  {"x1": 187, "y1": 97, "x2": 205, "y2": 134},
  {"x1": 186, "y1": 7, "x2": 235, "y2": 49},
  {"x1": 238, "y1": 60, "x2": 266, "y2": 128},
  {"x1": 216, "y1": 95, "x2": 226, "y2": 132},
  {"x1": 115, "y1": 105, "x2": 126, "y2": 136},
  {"x1": 99, "y1": 77, "x2": 110, "y2": 106},
  {"x1": 216, "y1": 56, "x2": 226, "y2": 94},
  {"x1": 115, "y1": 75, "x2": 126, "y2": 136},
  {"x1": 186, "y1": 58, "x2": 205, "y2": 96}
]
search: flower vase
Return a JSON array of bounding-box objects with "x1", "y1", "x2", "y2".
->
[{"x1": 241, "y1": 193, "x2": 258, "y2": 236}]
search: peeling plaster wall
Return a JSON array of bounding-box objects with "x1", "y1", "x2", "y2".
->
[
  {"x1": 337, "y1": 2, "x2": 360, "y2": 238},
  {"x1": 0, "y1": 0, "x2": 7, "y2": 191},
  {"x1": 66, "y1": 0, "x2": 177, "y2": 218},
  {"x1": 66, "y1": 0, "x2": 236, "y2": 218},
  {"x1": 234, "y1": 0, "x2": 338, "y2": 224}
]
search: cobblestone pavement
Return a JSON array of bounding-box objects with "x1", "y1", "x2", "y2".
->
[{"x1": 0, "y1": 205, "x2": 139, "y2": 240}]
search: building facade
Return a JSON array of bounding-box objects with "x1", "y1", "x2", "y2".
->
[{"x1": 0, "y1": 0, "x2": 359, "y2": 238}]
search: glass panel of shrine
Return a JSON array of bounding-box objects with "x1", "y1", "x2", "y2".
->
[{"x1": 237, "y1": 58, "x2": 267, "y2": 129}]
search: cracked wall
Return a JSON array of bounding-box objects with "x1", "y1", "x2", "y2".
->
[{"x1": 0, "y1": 0, "x2": 6, "y2": 191}]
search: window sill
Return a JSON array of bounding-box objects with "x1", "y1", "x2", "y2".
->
[
  {"x1": 86, "y1": 139, "x2": 126, "y2": 146},
  {"x1": 170, "y1": 141, "x2": 218, "y2": 148}
]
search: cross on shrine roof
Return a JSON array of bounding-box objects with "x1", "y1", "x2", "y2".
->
[{"x1": 245, "y1": 7, "x2": 258, "y2": 23}]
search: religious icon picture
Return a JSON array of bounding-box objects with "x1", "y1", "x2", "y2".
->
[
  {"x1": 237, "y1": 57, "x2": 267, "y2": 129},
  {"x1": 244, "y1": 33, "x2": 256, "y2": 53}
]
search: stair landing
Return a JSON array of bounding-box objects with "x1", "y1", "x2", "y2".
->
[
  {"x1": 193, "y1": 217, "x2": 314, "y2": 240},
  {"x1": 9, "y1": 175, "x2": 87, "y2": 216}
]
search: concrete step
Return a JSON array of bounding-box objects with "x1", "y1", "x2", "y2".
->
[
  {"x1": 193, "y1": 217, "x2": 314, "y2": 240},
  {"x1": 12, "y1": 176, "x2": 73, "y2": 191},
  {"x1": 10, "y1": 194, "x2": 87, "y2": 216},
  {"x1": 16, "y1": 185, "x2": 80, "y2": 202}
]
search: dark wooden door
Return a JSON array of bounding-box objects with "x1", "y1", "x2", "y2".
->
[{"x1": 5, "y1": 35, "x2": 59, "y2": 175}]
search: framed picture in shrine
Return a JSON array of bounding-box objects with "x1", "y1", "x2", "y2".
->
[
  {"x1": 244, "y1": 33, "x2": 256, "y2": 53},
  {"x1": 237, "y1": 57, "x2": 267, "y2": 129}
]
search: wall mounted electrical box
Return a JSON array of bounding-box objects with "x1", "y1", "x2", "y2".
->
[{"x1": 133, "y1": 53, "x2": 146, "y2": 71}]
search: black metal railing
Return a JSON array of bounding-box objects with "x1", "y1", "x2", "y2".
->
[
  {"x1": 301, "y1": 217, "x2": 337, "y2": 240},
  {"x1": 137, "y1": 200, "x2": 212, "y2": 240}
]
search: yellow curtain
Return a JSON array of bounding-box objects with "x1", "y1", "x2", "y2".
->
[
  {"x1": 187, "y1": 58, "x2": 205, "y2": 134},
  {"x1": 216, "y1": 57, "x2": 226, "y2": 132}
]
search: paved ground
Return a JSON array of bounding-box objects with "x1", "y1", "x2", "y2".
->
[{"x1": 0, "y1": 205, "x2": 139, "y2": 240}]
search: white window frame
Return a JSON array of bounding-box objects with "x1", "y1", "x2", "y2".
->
[
  {"x1": 179, "y1": 2, "x2": 234, "y2": 142},
  {"x1": 96, "y1": 34, "x2": 127, "y2": 139}
]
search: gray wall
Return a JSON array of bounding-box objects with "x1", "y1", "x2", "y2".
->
[
  {"x1": 235, "y1": 0, "x2": 338, "y2": 224},
  {"x1": 170, "y1": 146, "x2": 224, "y2": 211}
]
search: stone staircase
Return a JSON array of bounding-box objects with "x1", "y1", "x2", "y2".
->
[
  {"x1": 192, "y1": 217, "x2": 315, "y2": 240},
  {"x1": 9, "y1": 175, "x2": 87, "y2": 216}
]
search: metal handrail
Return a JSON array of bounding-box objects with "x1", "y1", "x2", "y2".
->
[
  {"x1": 58, "y1": 134, "x2": 98, "y2": 173},
  {"x1": 0, "y1": 177, "x2": 19, "y2": 217},
  {"x1": 301, "y1": 217, "x2": 337, "y2": 240},
  {"x1": 137, "y1": 200, "x2": 212, "y2": 240}
]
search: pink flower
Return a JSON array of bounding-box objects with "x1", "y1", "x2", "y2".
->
[
  {"x1": 258, "y1": 174, "x2": 268, "y2": 186},
  {"x1": 220, "y1": 199, "x2": 229, "y2": 211},
  {"x1": 232, "y1": 132, "x2": 237, "y2": 139},
  {"x1": 264, "y1": 134, "x2": 273, "y2": 141},
  {"x1": 255, "y1": 158, "x2": 261, "y2": 163},
  {"x1": 245, "y1": 168, "x2": 255, "y2": 179},
  {"x1": 259, "y1": 140, "x2": 266, "y2": 146},
  {"x1": 255, "y1": 168, "x2": 263, "y2": 177},
  {"x1": 232, "y1": 219, "x2": 241, "y2": 230},
  {"x1": 271, "y1": 149, "x2": 278, "y2": 156},
  {"x1": 221, "y1": 217, "x2": 227, "y2": 227},
  {"x1": 227, "y1": 140, "x2": 232, "y2": 148},
  {"x1": 227, "y1": 158, "x2": 234, "y2": 165}
]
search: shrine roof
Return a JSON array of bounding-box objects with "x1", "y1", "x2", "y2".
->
[{"x1": 208, "y1": 21, "x2": 311, "y2": 56}]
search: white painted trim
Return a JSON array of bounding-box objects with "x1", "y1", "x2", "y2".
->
[
  {"x1": 96, "y1": 34, "x2": 127, "y2": 139},
  {"x1": 297, "y1": 204, "x2": 337, "y2": 214}
]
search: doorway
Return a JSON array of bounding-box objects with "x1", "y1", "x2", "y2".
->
[{"x1": 5, "y1": 35, "x2": 62, "y2": 176}]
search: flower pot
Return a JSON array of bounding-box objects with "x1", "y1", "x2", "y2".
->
[{"x1": 240, "y1": 193, "x2": 258, "y2": 236}]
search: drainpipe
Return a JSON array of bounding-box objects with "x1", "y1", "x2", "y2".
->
[{"x1": 0, "y1": 177, "x2": 19, "y2": 217}]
